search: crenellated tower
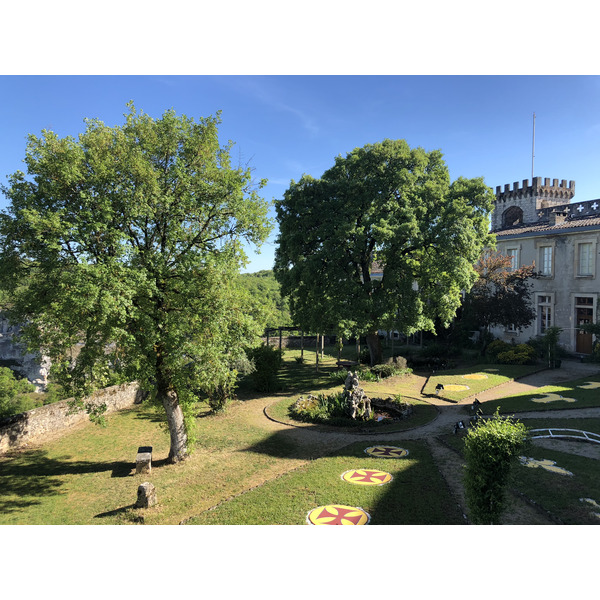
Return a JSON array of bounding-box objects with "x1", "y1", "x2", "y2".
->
[{"x1": 492, "y1": 177, "x2": 575, "y2": 231}]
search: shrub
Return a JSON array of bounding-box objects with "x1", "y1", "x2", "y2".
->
[
  {"x1": 0, "y1": 367, "x2": 36, "y2": 418},
  {"x1": 463, "y1": 410, "x2": 529, "y2": 524},
  {"x1": 356, "y1": 366, "x2": 380, "y2": 382},
  {"x1": 245, "y1": 344, "x2": 283, "y2": 392},
  {"x1": 386, "y1": 355, "x2": 408, "y2": 370},
  {"x1": 370, "y1": 363, "x2": 412, "y2": 378},
  {"x1": 496, "y1": 343, "x2": 536, "y2": 365},
  {"x1": 485, "y1": 339, "x2": 511, "y2": 361},
  {"x1": 289, "y1": 391, "x2": 347, "y2": 423}
]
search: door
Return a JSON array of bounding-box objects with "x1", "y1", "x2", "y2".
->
[{"x1": 576, "y1": 306, "x2": 593, "y2": 353}]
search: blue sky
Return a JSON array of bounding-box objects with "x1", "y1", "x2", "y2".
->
[{"x1": 2, "y1": 75, "x2": 600, "y2": 272}]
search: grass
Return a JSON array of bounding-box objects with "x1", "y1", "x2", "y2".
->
[
  {"x1": 0, "y1": 401, "x2": 310, "y2": 525},
  {"x1": 422, "y1": 363, "x2": 543, "y2": 402},
  {"x1": 510, "y1": 445, "x2": 600, "y2": 524},
  {"x1": 440, "y1": 416, "x2": 600, "y2": 525},
  {"x1": 479, "y1": 374, "x2": 600, "y2": 414},
  {"x1": 1, "y1": 342, "x2": 598, "y2": 525},
  {"x1": 184, "y1": 439, "x2": 465, "y2": 525}
]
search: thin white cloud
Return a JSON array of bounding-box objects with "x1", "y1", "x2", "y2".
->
[{"x1": 227, "y1": 77, "x2": 319, "y2": 136}]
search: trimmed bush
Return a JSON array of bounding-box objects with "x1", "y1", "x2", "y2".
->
[
  {"x1": 463, "y1": 410, "x2": 528, "y2": 524},
  {"x1": 246, "y1": 344, "x2": 283, "y2": 392},
  {"x1": 485, "y1": 339, "x2": 511, "y2": 361},
  {"x1": 496, "y1": 343, "x2": 536, "y2": 365}
]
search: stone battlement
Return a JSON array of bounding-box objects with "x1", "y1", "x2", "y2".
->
[{"x1": 495, "y1": 177, "x2": 575, "y2": 202}]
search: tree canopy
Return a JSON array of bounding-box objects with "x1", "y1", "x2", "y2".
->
[
  {"x1": 460, "y1": 251, "x2": 537, "y2": 337},
  {"x1": 0, "y1": 103, "x2": 272, "y2": 462},
  {"x1": 274, "y1": 139, "x2": 495, "y2": 364}
]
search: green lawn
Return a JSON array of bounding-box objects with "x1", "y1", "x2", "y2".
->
[
  {"x1": 480, "y1": 374, "x2": 600, "y2": 414},
  {"x1": 185, "y1": 439, "x2": 465, "y2": 525},
  {"x1": 2, "y1": 345, "x2": 597, "y2": 525},
  {"x1": 422, "y1": 364, "x2": 543, "y2": 402}
]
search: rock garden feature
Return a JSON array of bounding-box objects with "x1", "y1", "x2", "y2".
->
[
  {"x1": 289, "y1": 371, "x2": 414, "y2": 427},
  {"x1": 343, "y1": 371, "x2": 371, "y2": 420},
  {"x1": 306, "y1": 505, "x2": 371, "y2": 525}
]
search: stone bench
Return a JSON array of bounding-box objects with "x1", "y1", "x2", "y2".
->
[
  {"x1": 336, "y1": 360, "x2": 359, "y2": 369},
  {"x1": 136, "y1": 446, "x2": 153, "y2": 474}
]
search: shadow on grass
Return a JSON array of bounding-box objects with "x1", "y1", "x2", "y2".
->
[
  {"x1": 0, "y1": 450, "x2": 169, "y2": 514},
  {"x1": 94, "y1": 504, "x2": 144, "y2": 523}
]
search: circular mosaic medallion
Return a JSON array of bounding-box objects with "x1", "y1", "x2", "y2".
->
[
  {"x1": 365, "y1": 445, "x2": 409, "y2": 458},
  {"x1": 443, "y1": 384, "x2": 470, "y2": 392},
  {"x1": 307, "y1": 505, "x2": 370, "y2": 525},
  {"x1": 462, "y1": 373, "x2": 488, "y2": 380},
  {"x1": 341, "y1": 469, "x2": 393, "y2": 486}
]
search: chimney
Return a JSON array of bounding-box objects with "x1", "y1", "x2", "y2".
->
[{"x1": 549, "y1": 210, "x2": 568, "y2": 226}]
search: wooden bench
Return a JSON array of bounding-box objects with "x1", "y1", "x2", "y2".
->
[{"x1": 136, "y1": 446, "x2": 153, "y2": 474}]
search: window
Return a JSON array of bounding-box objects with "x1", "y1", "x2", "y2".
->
[
  {"x1": 506, "y1": 248, "x2": 518, "y2": 271},
  {"x1": 539, "y1": 246, "x2": 553, "y2": 276},
  {"x1": 502, "y1": 206, "x2": 523, "y2": 228},
  {"x1": 578, "y1": 243, "x2": 593, "y2": 276},
  {"x1": 538, "y1": 295, "x2": 552, "y2": 334}
]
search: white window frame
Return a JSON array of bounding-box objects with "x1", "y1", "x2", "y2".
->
[
  {"x1": 575, "y1": 238, "x2": 597, "y2": 278},
  {"x1": 539, "y1": 245, "x2": 554, "y2": 277},
  {"x1": 537, "y1": 293, "x2": 554, "y2": 334},
  {"x1": 506, "y1": 247, "x2": 519, "y2": 272}
]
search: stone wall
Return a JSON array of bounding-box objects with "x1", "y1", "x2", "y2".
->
[{"x1": 0, "y1": 382, "x2": 143, "y2": 454}]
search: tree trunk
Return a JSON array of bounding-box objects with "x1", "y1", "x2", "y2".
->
[
  {"x1": 366, "y1": 331, "x2": 383, "y2": 365},
  {"x1": 315, "y1": 333, "x2": 319, "y2": 371},
  {"x1": 157, "y1": 377, "x2": 188, "y2": 463}
]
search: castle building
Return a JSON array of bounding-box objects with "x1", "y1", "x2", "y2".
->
[{"x1": 490, "y1": 177, "x2": 600, "y2": 354}]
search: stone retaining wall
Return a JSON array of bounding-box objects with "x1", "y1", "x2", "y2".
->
[{"x1": 0, "y1": 382, "x2": 143, "y2": 454}]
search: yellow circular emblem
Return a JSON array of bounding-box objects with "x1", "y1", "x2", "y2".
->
[
  {"x1": 307, "y1": 505, "x2": 370, "y2": 525},
  {"x1": 341, "y1": 469, "x2": 393, "y2": 486},
  {"x1": 364, "y1": 446, "x2": 409, "y2": 458},
  {"x1": 443, "y1": 384, "x2": 470, "y2": 392}
]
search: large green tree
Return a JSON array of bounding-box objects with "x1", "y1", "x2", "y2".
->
[
  {"x1": 0, "y1": 104, "x2": 271, "y2": 462},
  {"x1": 274, "y1": 139, "x2": 495, "y2": 364}
]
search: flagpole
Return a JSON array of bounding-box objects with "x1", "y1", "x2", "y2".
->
[{"x1": 532, "y1": 112, "x2": 536, "y2": 180}]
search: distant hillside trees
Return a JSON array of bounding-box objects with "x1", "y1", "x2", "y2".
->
[{"x1": 237, "y1": 270, "x2": 292, "y2": 328}]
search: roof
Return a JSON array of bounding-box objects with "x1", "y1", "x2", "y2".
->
[{"x1": 495, "y1": 215, "x2": 600, "y2": 238}]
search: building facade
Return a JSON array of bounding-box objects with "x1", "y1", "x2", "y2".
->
[{"x1": 490, "y1": 177, "x2": 600, "y2": 354}]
